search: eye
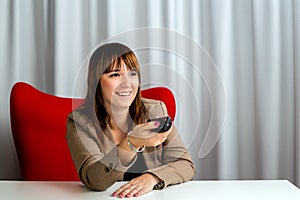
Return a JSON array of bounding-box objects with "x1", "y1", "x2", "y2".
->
[
  {"x1": 109, "y1": 73, "x2": 120, "y2": 78},
  {"x1": 129, "y1": 71, "x2": 138, "y2": 77}
]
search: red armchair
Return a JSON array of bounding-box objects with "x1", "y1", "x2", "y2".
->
[{"x1": 10, "y1": 82, "x2": 175, "y2": 181}]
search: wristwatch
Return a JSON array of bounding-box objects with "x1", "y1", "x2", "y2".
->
[{"x1": 153, "y1": 179, "x2": 165, "y2": 190}]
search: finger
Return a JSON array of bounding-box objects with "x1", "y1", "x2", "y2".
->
[
  {"x1": 112, "y1": 187, "x2": 123, "y2": 197},
  {"x1": 146, "y1": 121, "x2": 160, "y2": 130},
  {"x1": 119, "y1": 187, "x2": 136, "y2": 198},
  {"x1": 125, "y1": 185, "x2": 142, "y2": 198},
  {"x1": 133, "y1": 188, "x2": 145, "y2": 197},
  {"x1": 136, "y1": 121, "x2": 161, "y2": 135},
  {"x1": 121, "y1": 182, "x2": 142, "y2": 198},
  {"x1": 133, "y1": 122, "x2": 158, "y2": 133},
  {"x1": 112, "y1": 183, "x2": 132, "y2": 197}
]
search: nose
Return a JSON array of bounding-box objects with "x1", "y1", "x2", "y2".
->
[{"x1": 120, "y1": 74, "x2": 131, "y2": 87}]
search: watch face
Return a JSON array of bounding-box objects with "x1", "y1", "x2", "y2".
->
[{"x1": 153, "y1": 180, "x2": 165, "y2": 190}]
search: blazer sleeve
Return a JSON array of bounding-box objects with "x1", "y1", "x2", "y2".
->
[
  {"x1": 145, "y1": 101, "x2": 196, "y2": 188},
  {"x1": 66, "y1": 112, "x2": 137, "y2": 191}
]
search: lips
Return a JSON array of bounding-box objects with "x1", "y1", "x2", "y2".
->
[{"x1": 115, "y1": 91, "x2": 132, "y2": 96}]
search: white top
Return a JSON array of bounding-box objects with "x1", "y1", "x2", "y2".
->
[{"x1": 0, "y1": 180, "x2": 299, "y2": 200}]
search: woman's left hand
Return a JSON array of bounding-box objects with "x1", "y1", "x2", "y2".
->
[{"x1": 112, "y1": 173, "x2": 159, "y2": 198}]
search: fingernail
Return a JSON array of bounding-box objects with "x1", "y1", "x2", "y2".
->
[
  {"x1": 126, "y1": 193, "x2": 132, "y2": 198},
  {"x1": 154, "y1": 121, "x2": 160, "y2": 126},
  {"x1": 119, "y1": 193, "x2": 125, "y2": 198},
  {"x1": 112, "y1": 192, "x2": 117, "y2": 196}
]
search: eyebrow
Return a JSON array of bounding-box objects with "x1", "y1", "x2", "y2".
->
[
  {"x1": 110, "y1": 69, "x2": 120, "y2": 72},
  {"x1": 109, "y1": 68, "x2": 137, "y2": 72}
]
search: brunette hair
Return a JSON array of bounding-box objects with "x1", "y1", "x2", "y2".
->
[{"x1": 82, "y1": 43, "x2": 147, "y2": 131}]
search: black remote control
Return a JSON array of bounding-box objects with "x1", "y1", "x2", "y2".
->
[{"x1": 147, "y1": 116, "x2": 172, "y2": 133}]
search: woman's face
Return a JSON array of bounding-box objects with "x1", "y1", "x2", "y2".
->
[{"x1": 100, "y1": 62, "x2": 139, "y2": 111}]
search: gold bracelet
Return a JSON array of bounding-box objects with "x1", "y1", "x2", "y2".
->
[{"x1": 127, "y1": 131, "x2": 145, "y2": 153}]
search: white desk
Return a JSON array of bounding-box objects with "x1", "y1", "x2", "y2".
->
[{"x1": 0, "y1": 180, "x2": 300, "y2": 200}]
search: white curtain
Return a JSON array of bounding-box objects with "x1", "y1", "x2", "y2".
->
[{"x1": 0, "y1": 0, "x2": 299, "y2": 187}]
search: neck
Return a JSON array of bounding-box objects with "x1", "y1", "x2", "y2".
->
[{"x1": 108, "y1": 107, "x2": 130, "y2": 132}]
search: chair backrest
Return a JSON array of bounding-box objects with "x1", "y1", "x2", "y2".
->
[{"x1": 10, "y1": 82, "x2": 176, "y2": 181}]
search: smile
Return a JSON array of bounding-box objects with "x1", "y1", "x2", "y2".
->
[{"x1": 115, "y1": 91, "x2": 132, "y2": 96}]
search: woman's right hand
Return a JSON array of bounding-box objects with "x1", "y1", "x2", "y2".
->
[{"x1": 128, "y1": 120, "x2": 173, "y2": 147}]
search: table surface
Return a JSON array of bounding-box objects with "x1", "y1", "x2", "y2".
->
[{"x1": 0, "y1": 180, "x2": 300, "y2": 200}]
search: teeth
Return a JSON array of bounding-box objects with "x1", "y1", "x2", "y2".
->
[{"x1": 116, "y1": 92, "x2": 131, "y2": 96}]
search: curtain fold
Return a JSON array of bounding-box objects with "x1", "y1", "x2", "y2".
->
[{"x1": 0, "y1": 0, "x2": 299, "y2": 187}]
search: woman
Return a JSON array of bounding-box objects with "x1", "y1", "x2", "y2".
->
[{"x1": 66, "y1": 42, "x2": 195, "y2": 198}]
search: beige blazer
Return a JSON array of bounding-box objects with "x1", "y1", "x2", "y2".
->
[{"x1": 66, "y1": 98, "x2": 195, "y2": 191}]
